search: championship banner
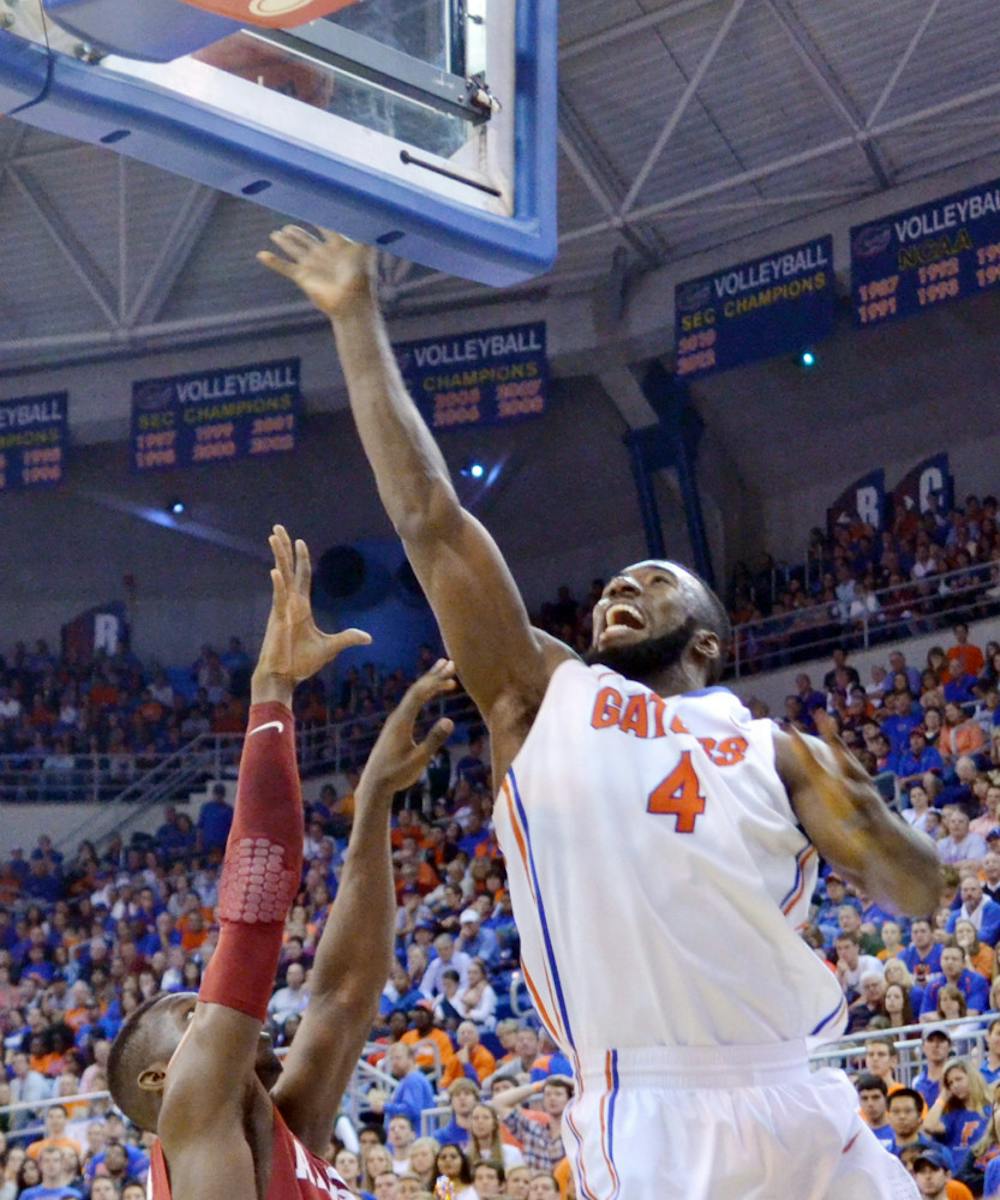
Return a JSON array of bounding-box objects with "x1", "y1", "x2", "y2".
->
[
  {"x1": 394, "y1": 322, "x2": 547, "y2": 431},
  {"x1": 827, "y1": 468, "x2": 886, "y2": 536},
  {"x1": 0, "y1": 392, "x2": 68, "y2": 492},
  {"x1": 131, "y1": 358, "x2": 300, "y2": 472},
  {"x1": 674, "y1": 236, "x2": 834, "y2": 379},
  {"x1": 851, "y1": 178, "x2": 1000, "y2": 330},
  {"x1": 891, "y1": 454, "x2": 954, "y2": 517}
]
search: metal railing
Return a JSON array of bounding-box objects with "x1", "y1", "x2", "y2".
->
[
  {"x1": 4, "y1": 690, "x2": 481, "y2": 833},
  {"x1": 810, "y1": 1013, "x2": 993, "y2": 1084},
  {"x1": 728, "y1": 559, "x2": 1000, "y2": 679},
  {"x1": 5, "y1": 1012, "x2": 996, "y2": 1147}
]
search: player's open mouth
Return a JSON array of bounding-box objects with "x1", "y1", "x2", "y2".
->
[{"x1": 601, "y1": 603, "x2": 646, "y2": 641}]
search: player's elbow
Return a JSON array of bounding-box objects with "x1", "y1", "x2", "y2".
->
[{"x1": 393, "y1": 478, "x2": 462, "y2": 544}]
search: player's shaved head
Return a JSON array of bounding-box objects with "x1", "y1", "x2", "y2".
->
[{"x1": 107, "y1": 992, "x2": 192, "y2": 1131}]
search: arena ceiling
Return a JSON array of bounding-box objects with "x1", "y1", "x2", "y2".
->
[{"x1": 1, "y1": 0, "x2": 1000, "y2": 375}]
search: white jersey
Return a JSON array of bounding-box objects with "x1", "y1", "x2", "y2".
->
[{"x1": 493, "y1": 660, "x2": 847, "y2": 1059}]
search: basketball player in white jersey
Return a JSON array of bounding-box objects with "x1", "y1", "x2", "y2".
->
[{"x1": 260, "y1": 229, "x2": 939, "y2": 1199}]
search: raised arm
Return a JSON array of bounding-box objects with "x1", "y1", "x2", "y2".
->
[
  {"x1": 774, "y1": 721, "x2": 939, "y2": 916},
  {"x1": 272, "y1": 661, "x2": 457, "y2": 1154},
  {"x1": 158, "y1": 528, "x2": 368, "y2": 1192},
  {"x1": 258, "y1": 230, "x2": 573, "y2": 738}
]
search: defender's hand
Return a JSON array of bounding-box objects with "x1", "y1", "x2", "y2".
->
[
  {"x1": 257, "y1": 226, "x2": 376, "y2": 318},
  {"x1": 252, "y1": 525, "x2": 370, "y2": 703},
  {"x1": 359, "y1": 660, "x2": 456, "y2": 797}
]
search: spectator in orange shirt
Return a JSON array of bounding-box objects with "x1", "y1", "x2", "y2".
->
[
  {"x1": 26, "y1": 1104, "x2": 83, "y2": 1161},
  {"x1": 441, "y1": 1020, "x2": 496, "y2": 1088},
  {"x1": 947, "y1": 624, "x2": 985, "y2": 679},
  {"x1": 177, "y1": 909, "x2": 208, "y2": 952},
  {"x1": 940, "y1": 706, "x2": 986, "y2": 761},
  {"x1": 401, "y1": 1000, "x2": 455, "y2": 1074}
]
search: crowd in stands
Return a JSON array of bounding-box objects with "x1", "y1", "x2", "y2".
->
[
  {"x1": 6, "y1": 486, "x2": 997, "y2": 803},
  {"x1": 0, "y1": 634, "x2": 460, "y2": 800},
  {"x1": 0, "y1": 686, "x2": 583, "y2": 1200},
  {"x1": 4, "y1": 623, "x2": 1000, "y2": 1196},
  {"x1": 728, "y1": 492, "x2": 1000, "y2": 673}
]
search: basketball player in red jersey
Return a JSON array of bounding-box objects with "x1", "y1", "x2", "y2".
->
[{"x1": 106, "y1": 525, "x2": 457, "y2": 1200}]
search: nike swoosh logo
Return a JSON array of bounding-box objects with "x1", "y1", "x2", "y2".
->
[{"x1": 249, "y1": 720, "x2": 285, "y2": 737}]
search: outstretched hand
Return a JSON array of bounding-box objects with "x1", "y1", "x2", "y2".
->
[
  {"x1": 252, "y1": 525, "x2": 371, "y2": 703},
  {"x1": 359, "y1": 660, "x2": 457, "y2": 797},
  {"x1": 257, "y1": 226, "x2": 376, "y2": 319}
]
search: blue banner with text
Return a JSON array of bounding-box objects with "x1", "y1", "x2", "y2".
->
[
  {"x1": 851, "y1": 179, "x2": 1000, "y2": 329},
  {"x1": 394, "y1": 322, "x2": 547, "y2": 431},
  {"x1": 674, "y1": 236, "x2": 834, "y2": 379},
  {"x1": 131, "y1": 359, "x2": 300, "y2": 472},
  {"x1": 0, "y1": 392, "x2": 68, "y2": 492}
]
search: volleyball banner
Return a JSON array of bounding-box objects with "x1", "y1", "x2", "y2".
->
[
  {"x1": 674, "y1": 236, "x2": 834, "y2": 379},
  {"x1": 130, "y1": 358, "x2": 300, "y2": 472},
  {"x1": 851, "y1": 177, "x2": 1000, "y2": 330},
  {"x1": 0, "y1": 391, "x2": 68, "y2": 493},
  {"x1": 394, "y1": 322, "x2": 548, "y2": 431}
]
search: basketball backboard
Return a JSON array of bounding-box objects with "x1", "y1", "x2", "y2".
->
[{"x1": 0, "y1": 0, "x2": 557, "y2": 284}]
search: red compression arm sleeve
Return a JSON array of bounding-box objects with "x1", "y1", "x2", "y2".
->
[{"x1": 199, "y1": 702, "x2": 303, "y2": 1021}]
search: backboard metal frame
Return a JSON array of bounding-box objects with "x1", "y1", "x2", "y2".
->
[{"x1": 0, "y1": 0, "x2": 558, "y2": 285}]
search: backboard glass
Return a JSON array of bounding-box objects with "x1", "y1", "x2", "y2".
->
[{"x1": 0, "y1": 0, "x2": 557, "y2": 284}]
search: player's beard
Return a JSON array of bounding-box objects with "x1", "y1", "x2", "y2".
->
[{"x1": 584, "y1": 615, "x2": 698, "y2": 683}]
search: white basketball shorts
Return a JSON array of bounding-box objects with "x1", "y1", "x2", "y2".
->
[{"x1": 562, "y1": 1040, "x2": 918, "y2": 1200}]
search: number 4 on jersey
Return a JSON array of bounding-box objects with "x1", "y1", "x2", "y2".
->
[{"x1": 647, "y1": 750, "x2": 705, "y2": 833}]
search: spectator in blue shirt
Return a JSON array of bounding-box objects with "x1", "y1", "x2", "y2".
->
[
  {"x1": 377, "y1": 1041, "x2": 435, "y2": 1128},
  {"x1": 196, "y1": 783, "x2": 233, "y2": 855},
  {"x1": 920, "y1": 945, "x2": 990, "y2": 1017},
  {"x1": 455, "y1": 909, "x2": 499, "y2": 969},
  {"x1": 886, "y1": 1087, "x2": 951, "y2": 1167},
  {"x1": 944, "y1": 658, "x2": 979, "y2": 706},
  {"x1": 855, "y1": 1074, "x2": 895, "y2": 1150},
  {"x1": 946, "y1": 875, "x2": 1000, "y2": 946},
  {"x1": 433, "y1": 1077, "x2": 479, "y2": 1147},
  {"x1": 882, "y1": 692, "x2": 924, "y2": 756},
  {"x1": 922, "y1": 1058, "x2": 992, "y2": 1154},
  {"x1": 914, "y1": 1028, "x2": 954, "y2": 1109},
  {"x1": 900, "y1": 919, "x2": 942, "y2": 987},
  {"x1": 20, "y1": 1145, "x2": 82, "y2": 1200},
  {"x1": 814, "y1": 872, "x2": 861, "y2": 944},
  {"x1": 886, "y1": 650, "x2": 922, "y2": 697},
  {"x1": 84, "y1": 1140, "x2": 149, "y2": 1184},
  {"x1": 896, "y1": 729, "x2": 944, "y2": 781}
]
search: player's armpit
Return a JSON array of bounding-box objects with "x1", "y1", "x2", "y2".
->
[
  {"x1": 398, "y1": 505, "x2": 575, "y2": 751},
  {"x1": 774, "y1": 727, "x2": 940, "y2": 917}
]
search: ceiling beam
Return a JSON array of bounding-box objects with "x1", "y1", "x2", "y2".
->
[
  {"x1": 866, "y1": 0, "x2": 944, "y2": 129},
  {"x1": 621, "y1": 0, "x2": 749, "y2": 216},
  {"x1": 125, "y1": 184, "x2": 220, "y2": 328},
  {"x1": 563, "y1": 76, "x2": 1000, "y2": 243},
  {"x1": 558, "y1": 89, "x2": 669, "y2": 267},
  {"x1": 763, "y1": 0, "x2": 892, "y2": 189},
  {"x1": 559, "y1": 0, "x2": 720, "y2": 63},
  {"x1": 8, "y1": 164, "x2": 119, "y2": 328}
]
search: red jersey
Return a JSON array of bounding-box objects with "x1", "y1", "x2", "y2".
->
[{"x1": 148, "y1": 1104, "x2": 353, "y2": 1199}]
